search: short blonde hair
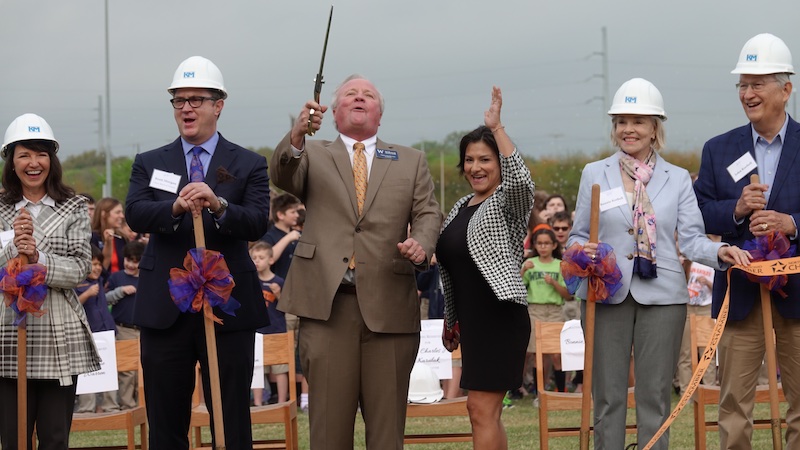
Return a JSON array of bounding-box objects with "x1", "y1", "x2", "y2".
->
[
  {"x1": 249, "y1": 241, "x2": 273, "y2": 257},
  {"x1": 610, "y1": 115, "x2": 666, "y2": 151}
]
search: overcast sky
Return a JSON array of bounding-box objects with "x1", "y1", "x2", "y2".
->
[{"x1": 1, "y1": 0, "x2": 799, "y2": 160}]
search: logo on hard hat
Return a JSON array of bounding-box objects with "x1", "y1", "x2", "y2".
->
[
  {"x1": 625, "y1": 96, "x2": 637, "y2": 104},
  {"x1": 28, "y1": 126, "x2": 40, "y2": 133},
  {"x1": 183, "y1": 71, "x2": 195, "y2": 79},
  {"x1": 746, "y1": 54, "x2": 758, "y2": 62}
]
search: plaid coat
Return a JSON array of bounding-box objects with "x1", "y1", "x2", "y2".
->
[
  {"x1": 0, "y1": 195, "x2": 99, "y2": 386},
  {"x1": 439, "y1": 149, "x2": 535, "y2": 330}
]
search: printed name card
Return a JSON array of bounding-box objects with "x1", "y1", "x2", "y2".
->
[
  {"x1": 599, "y1": 187, "x2": 627, "y2": 212},
  {"x1": 0, "y1": 230, "x2": 14, "y2": 248},
  {"x1": 416, "y1": 319, "x2": 452, "y2": 379},
  {"x1": 726, "y1": 152, "x2": 757, "y2": 183},
  {"x1": 76, "y1": 330, "x2": 119, "y2": 395},
  {"x1": 149, "y1": 169, "x2": 181, "y2": 193},
  {"x1": 251, "y1": 333, "x2": 265, "y2": 389},
  {"x1": 560, "y1": 320, "x2": 585, "y2": 371}
]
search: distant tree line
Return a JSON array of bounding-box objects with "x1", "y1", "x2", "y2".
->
[{"x1": 27, "y1": 136, "x2": 701, "y2": 211}]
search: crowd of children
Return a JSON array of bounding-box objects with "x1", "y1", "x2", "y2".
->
[
  {"x1": 73, "y1": 195, "x2": 146, "y2": 413},
  {"x1": 74, "y1": 188, "x2": 717, "y2": 415},
  {"x1": 251, "y1": 193, "x2": 307, "y2": 410}
]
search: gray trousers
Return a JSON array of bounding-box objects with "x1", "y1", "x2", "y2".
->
[{"x1": 583, "y1": 294, "x2": 685, "y2": 450}]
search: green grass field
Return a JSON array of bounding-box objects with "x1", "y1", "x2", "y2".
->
[{"x1": 59, "y1": 393, "x2": 788, "y2": 449}]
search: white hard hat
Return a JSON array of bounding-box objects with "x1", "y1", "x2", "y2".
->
[
  {"x1": 608, "y1": 78, "x2": 667, "y2": 121},
  {"x1": 731, "y1": 33, "x2": 794, "y2": 75},
  {"x1": 2, "y1": 113, "x2": 59, "y2": 159},
  {"x1": 168, "y1": 56, "x2": 228, "y2": 99},
  {"x1": 407, "y1": 363, "x2": 443, "y2": 404}
]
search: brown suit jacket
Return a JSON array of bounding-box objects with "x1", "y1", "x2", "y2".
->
[{"x1": 270, "y1": 133, "x2": 441, "y2": 333}]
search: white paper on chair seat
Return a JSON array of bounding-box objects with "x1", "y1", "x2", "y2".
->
[
  {"x1": 77, "y1": 330, "x2": 119, "y2": 395},
  {"x1": 560, "y1": 320, "x2": 585, "y2": 371},
  {"x1": 251, "y1": 333, "x2": 265, "y2": 389},
  {"x1": 415, "y1": 319, "x2": 452, "y2": 380}
]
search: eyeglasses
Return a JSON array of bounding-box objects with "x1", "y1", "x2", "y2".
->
[
  {"x1": 735, "y1": 80, "x2": 779, "y2": 93},
  {"x1": 552, "y1": 226, "x2": 570, "y2": 232},
  {"x1": 170, "y1": 96, "x2": 217, "y2": 109}
]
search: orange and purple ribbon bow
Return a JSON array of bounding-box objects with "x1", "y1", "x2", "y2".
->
[
  {"x1": 168, "y1": 248, "x2": 239, "y2": 325},
  {"x1": 743, "y1": 232, "x2": 795, "y2": 298},
  {"x1": 561, "y1": 242, "x2": 623, "y2": 303},
  {"x1": 0, "y1": 257, "x2": 47, "y2": 326}
]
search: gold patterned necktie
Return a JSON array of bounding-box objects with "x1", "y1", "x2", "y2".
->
[
  {"x1": 353, "y1": 142, "x2": 368, "y2": 215},
  {"x1": 350, "y1": 142, "x2": 368, "y2": 270}
]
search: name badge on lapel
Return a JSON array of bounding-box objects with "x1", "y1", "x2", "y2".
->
[
  {"x1": 376, "y1": 148, "x2": 398, "y2": 160},
  {"x1": 599, "y1": 187, "x2": 627, "y2": 212},
  {"x1": 150, "y1": 169, "x2": 181, "y2": 193},
  {"x1": 726, "y1": 152, "x2": 757, "y2": 183},
  {"x1": 0, "y1": 230, "x2": 14, "y2": 248}
]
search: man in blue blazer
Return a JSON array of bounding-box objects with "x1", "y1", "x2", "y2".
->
[
  {"x1": 694, "y1": 34, "x2": 800, "y2": 449},
  {"x1": 125, "y1": 56, "x2": 270, "y2": 450}
]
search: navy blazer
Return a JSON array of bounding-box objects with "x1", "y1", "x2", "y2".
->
[
  {"x1": 125, "y1": 134, "x2": 271, "y2": 331},
  {"x1": 695, "y1": 115, "x2": 800, "y2": 321}
]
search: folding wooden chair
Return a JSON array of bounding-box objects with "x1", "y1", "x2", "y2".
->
[
  {"x1": 70, "y1": 338, "x2": 147, "y2": 450},
  {"x1": 535, "y1": 321, "x2": 636, "y2": 450},
  {"x1": 404, "y1": 345, "x2": 472, "y2": 445},
  {"x1": 190, "y1": 331, "x2": 298, "y2": 450},
  {"x1": 690, "y1": 314, "x2": 786, "y2": 450}
]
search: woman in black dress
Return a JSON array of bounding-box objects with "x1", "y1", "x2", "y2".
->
[{"x1": 437, "y1": 87, "x2": 534, "y2": 449}]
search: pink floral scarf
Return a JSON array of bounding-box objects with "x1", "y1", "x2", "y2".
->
[{"x1": 619, "y1": 150, "x2": 658, "y2": 279}]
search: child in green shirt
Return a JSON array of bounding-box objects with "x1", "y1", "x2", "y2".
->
[{"x1": 521, "y1": 228, "x2": 573, "y2": 394}]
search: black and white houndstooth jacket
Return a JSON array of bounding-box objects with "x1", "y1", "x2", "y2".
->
[{"x1": 440, "y1": 149, "x2": 535, "y2": 330}]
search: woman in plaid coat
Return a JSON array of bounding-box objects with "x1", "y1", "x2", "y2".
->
[{"x1": 0, "y1": 113, "x2": 99, "y2": 450}]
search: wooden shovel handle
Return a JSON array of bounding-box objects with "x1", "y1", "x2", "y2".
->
[
  {"x1": 750, "y1": 173, "x2": 783, "y2": 450},
  {"x1": 193, "y1": 214, "x2": 226, "y2": 449},
  {"x1": 580, "y1": 184, "x2": 601, "y2": 450}
]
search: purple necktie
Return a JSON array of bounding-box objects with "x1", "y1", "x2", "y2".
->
[{"x1": 190, "y1": 146, "x2": 205, "y2": 182}]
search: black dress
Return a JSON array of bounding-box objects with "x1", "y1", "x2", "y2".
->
[{"x1": 436, "y1": 202, "x2": 530, "y2": 391}]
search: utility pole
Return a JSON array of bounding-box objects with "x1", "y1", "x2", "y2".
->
[
  {"x1": 439, "y1": 147, "x2": 445, "y2": 213},
  {"x1": 601, "y1": 26, "x2": 610, "y2": 139},
  {"x1": 587, "y1": 27, "x2": 611, "y2": 147},
  {"x1": 103, "y1": 0, "x2": 112, "y2": 198},
  {"x1": 97, "y1": 96, "x2": 104, "y2": 157}
]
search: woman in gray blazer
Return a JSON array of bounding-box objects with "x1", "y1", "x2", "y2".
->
[
  {"x1": 438, "y1": 87, "x2": 535, "y2": 448},
  {"x1": 568, "y1": 79, "x2": 750, "y2": 450},
  {"x1": 0, "y1": 114, "x2": 98, "y2": 450}
]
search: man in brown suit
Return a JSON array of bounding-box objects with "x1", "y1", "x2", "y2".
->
[{"x1": 270, "y1": 74, "x2": 441, "y2": 450}]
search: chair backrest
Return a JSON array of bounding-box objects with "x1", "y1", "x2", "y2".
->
[
  {"x1": 114, "y1": 338, "x2": 145, "y2": 407},
  {"x1": 262, "y1": 332, "x2": 297, "y2": 402},
  {"x1": 690, "y1": 314, "x2": 714, "y2": 368},
  {"x1": 534, "y1": 321, "x2": 565, "y2": 389},
  {"x1": 115, "y1": 339, "x2": 140, "y2": 373}
]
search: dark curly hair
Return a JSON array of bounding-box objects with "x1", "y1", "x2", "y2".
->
[
  {"x1": 1, "y1": 140, "x2": 74, "y2": 204},
  {"x1": 457, "y1": 125, "x2": 499, "y2": 175}
]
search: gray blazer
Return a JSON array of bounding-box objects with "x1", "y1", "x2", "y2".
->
[{"x1": 567, "y1": 152, "x2": 725, "y2": 305}]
